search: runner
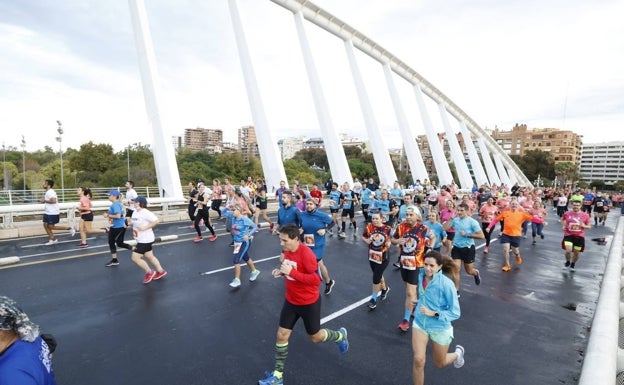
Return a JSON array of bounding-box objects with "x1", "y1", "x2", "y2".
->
[
  {"x1": 299, "y1": 199, "x2": 336, "y2": 295},
  {"x1": 528, "y1": 200, "x2": 548, "y2": 245},
  {"x1": 221, "y1": 203, "x2": 261, "y2": 288},
  {"x1": 103, "y1": 190, "x2": 133, "y2": 267},
  {"x1": 40, "y1": 179, "x2": 75, "y2": 245},
  {"x1": 561, "y1": 199, "x2": 591, "y2": 271},
  {"x1": 411, "y1": 250, "x2": 464, "y2": 385},
  {"x1": 258, "y1": 223, "x2": 348, "y2": 385},
  {"x1": 391, "y1": 206, "x2": 435, "y2": 332},
  {"x1": 478, "y1": 197, "x2": 498, "y2": 254},
  {"x1": 442, "y1": 203, "x2": 484, "y2": 296},
  {"x1": 76, "y1": 187, "x2": 106, "y2": 248},
  {"x1": 127, "y1": 196, "x2": 167, "y2": 284},
  {"x1": 361, "y1": 212, "x2": 393, "y2": 310},
  {"x1": 486, "y1": 200, "x2": 535, "y2": 272}
]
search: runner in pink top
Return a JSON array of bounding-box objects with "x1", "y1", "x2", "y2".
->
[{"x1": 561, "y1": 199, "x2": 591, "y2": 271}]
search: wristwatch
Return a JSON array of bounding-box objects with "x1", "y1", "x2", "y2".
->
[{"x1": 434, "y1": 312, "x2": 440, "y2": 318}]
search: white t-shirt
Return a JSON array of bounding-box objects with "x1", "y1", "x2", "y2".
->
[
  {"x1": 125, "y1": 188, "x2": 138, "y2": 211},
  {"x1": 131, "y1": 208, "x2": 158, "y2": 243},
  {"x1": 44, "y1": 189, "x2": 60, "y2": 215}
]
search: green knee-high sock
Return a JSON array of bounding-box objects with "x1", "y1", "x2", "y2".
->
[
  {"x1": 322, "y1": 328, "x2": 342, "y2": 343},
  {"x1": 274, "y1": 342, "x2": 289, "y2": 373}
]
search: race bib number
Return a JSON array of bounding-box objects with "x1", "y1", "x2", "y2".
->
[
  {"x1": 233, "y1": 242, "x2": 242, "y2": 254},
  {"x1": 368, "y1": 250, "x2": 383, "y2": 264},
  {"x1": 400, "y1": 255, "x2": 417, "y2": 270},
  {"x1": 303, "y1": 234, "x2": 315, "y2": 247},
  {"x1": 568, "y1": 223, "x2": 581, "y2": 232}
]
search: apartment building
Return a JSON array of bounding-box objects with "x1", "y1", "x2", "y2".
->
[{"x1": 580, "y1": 141, "x2": 624, "y2": 184}]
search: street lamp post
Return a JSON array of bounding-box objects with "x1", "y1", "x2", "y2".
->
[
  {"x1": 21, "y1": 135, "x2": 26, "y2": 191},
  {"x1": 56, "y1": 121, "x2": 65, "y2": 202},
  {"x1": 127, "y1": 145, "x2": 130, "y2": 181},
  {"x1": 1, "y1": 142, "x2": 6, "y2": 191}
]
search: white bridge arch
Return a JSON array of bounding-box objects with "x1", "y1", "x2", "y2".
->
[{"x1": 129, "y1": 0, "x2": 532, "y2": 197}]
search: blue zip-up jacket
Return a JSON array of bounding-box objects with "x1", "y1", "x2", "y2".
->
[
  {"x1": 299, "y1": 208, "x2": 333, "y2": 253},
  {"x1": 413, "y1": 269, "x2": 460, "y2": 331},
  {"x1": 278, "y1": 204, "x2": 300, "y2": 227}
]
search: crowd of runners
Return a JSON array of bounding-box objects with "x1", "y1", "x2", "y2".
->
[{"x1": 34, "y1": 175, "x2": 619, "y2": 385}]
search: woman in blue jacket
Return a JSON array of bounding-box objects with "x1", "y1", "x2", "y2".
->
[{"x1": 411, "y1": 250, "x2": 464, "y2": 385}]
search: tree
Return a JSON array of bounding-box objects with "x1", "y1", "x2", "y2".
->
[
  {"x1": 68, "y1": 142, "x2": 118, "y2": 173},
  {"x1": 555, "y1": 162, "x2": 578, "y2": 189},
  {"x1": 515, "y1": 150, "x2": 555, "y2": 182}
]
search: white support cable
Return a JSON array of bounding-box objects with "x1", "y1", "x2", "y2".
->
[{"x1": 270, "y1": 0, "x2": 532, "y2": 188}]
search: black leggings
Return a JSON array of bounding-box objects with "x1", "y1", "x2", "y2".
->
[
  {"x1": 481, "y1": 222, "x2": 493, "y2": 246},
  {"x1": 194, "y1": 210, "x2": 215, "y2": 237},
  {"x1": 108, "y1": 227, "x2": 132, "y2": 254},
  {"x1": 369, "y1": 255, "x2": 390, "y2": 284}
]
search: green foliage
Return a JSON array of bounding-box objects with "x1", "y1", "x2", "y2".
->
[
  {"x1": 68, "y1": 141, "x2": 118, "y2": 173},
  {"x1": 347, "y1": 158, "x2": 375, "y2": 181},
  {"x1": 516, "y1": 150, "x2": 555, "y2": 181}
]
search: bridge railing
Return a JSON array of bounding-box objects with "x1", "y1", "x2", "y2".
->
[
  {"x1": 0, "y1": 187, "x2": 185, "y2": 228},
  {"x1": 578, "y1": 215, "x2": 624, "y2": 385}
]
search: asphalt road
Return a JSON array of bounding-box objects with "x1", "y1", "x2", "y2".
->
[{"x1": 0, "y1": 209, "x2": 617, "y2": 385}]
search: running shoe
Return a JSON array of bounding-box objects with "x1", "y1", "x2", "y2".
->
[
  {"x1": 336, "y1": 327, "x2": 349, "y2": 353},
  {"x1": 392, "y1": 261, "x2": 401, "y2": 269},
  {"x1": 380, "y1": 287, "x2": 390, "y2": 300},
  {"x1": 193, "y1": 236, "x2": 202, "y2": 243},
  {"x1": 229, "y1": 278, "x2": 241, "y2": 288},
  {"x1": 397, "y1": 319, "x2": 410, "y2": 332},
  {"x1": 570, "y1": 262, "x2": 576, "y2": 271},
  {"x1": 327, "y1": 230, "x2": 334, "y2": 237},
  {"x1": 532, "y1": 241, "x2": 537, "y2": 245},
  {"x1": 105, "y1": 259, "x2": 119, "y2": 267},
  {"x1": 269, "y1": 223, "x2": 274, "y2": 232},
  {"x1": 540, "y1": 233, "x2": 545, "y2": 239},
  {"x1": 258, "y1": 371, "x2": 283, "y2": 385},
  {"x1": 483, "y1": 246, "x2": 489, "y2": 254},
  {"x1": 70, "y1": 226, "x2": 76, "y2": 237},
  {"x1": 79, "y1": 243, "x2": 89, "y2": 249},
  {"x1": 153, "y1": 270, "x2": 168, "y2": 280},
  {"x1": 44, "y1": 239, "x2": 58, "y2": 246},
  {"x1": 474, "y1": 269, "x2": 481, "y2": 285},
  {"x1": 324, "y1": 279, "x2": 335, "y2": 295},
  {"x1": 516, "y1": 255, "x2": 523, "y2": 265},
  {"x1": 501, "y1": 264, "x2": 511, "y2": 272},
  {"x1": 209, "y1": 235, "x2": 217, "y2": 242},
  {"x1": 564, "y1": 260, "x2": 571, "y2": 269},
  {"x1": 143, "y1": 271, "x2": 156, "y2": 284},
  {"x1": 338, "y1": 232, "x2": 346, "y2": 239},
  {"x1": 453, "y1": 345, "x2": 465, "y2": 368},
  {"x1": 249, "y1": 270, "x2": 261, "y2": 282},
  {"x1": 367, "y1": 298, "x2": 377, "y2": 310}
]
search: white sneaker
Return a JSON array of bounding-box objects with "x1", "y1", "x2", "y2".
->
[
  {"x1": 70, "y1": 226, "x2": 76, "y2": 237},
  {"x1": 249, "y1": 270, "x2": 261, "y2": 282},
  {"x1": 44, "y1": 239, "x2": 58, "y2": 246},
  {"x1": 229, "y1": 278, "x2": 241, "y2": 288},
  {"x1": 453, "y1": 345, "x2": 465, "y2": 368}
]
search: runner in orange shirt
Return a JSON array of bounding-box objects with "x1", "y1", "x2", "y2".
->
[{"x1": 487, "y1": 201, "x2": 535, "y2": 272}]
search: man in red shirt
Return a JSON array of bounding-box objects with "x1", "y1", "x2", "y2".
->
[
  {"x1": 309, "y1": 183, "x2": 323, "y2": 207},
  {"x1": 258, "y1": 223, "x2": 349, "y2": 385}
]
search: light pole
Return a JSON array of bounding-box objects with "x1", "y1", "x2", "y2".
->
[
  {"x1": 1, "y1": 142, "x2": 6, "y2": 191},
  {"x1": 21, "y1": 135, "x2": 26, "y2": 191},
  {"x1": 127, "y1": 145, "x2": 130, "y2": 181},
  {"x1": 56, "y1": 121, "x2": 65, "y2": 202}
]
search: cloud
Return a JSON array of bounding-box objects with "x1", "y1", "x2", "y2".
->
[{"x1": 0, "y1": 0, "x2": 622, "y2": 153}]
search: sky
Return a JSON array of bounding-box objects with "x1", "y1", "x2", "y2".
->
[{"x1": 1, "y1": 0, "x2": 623, "y2": 153}]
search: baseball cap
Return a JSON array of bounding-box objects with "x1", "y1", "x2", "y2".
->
[
  {"x1": 134, "y1": 196, "x2": 148, "y2": 205},
  {"x1": 0, "y1": 296, "x2": 40, "y2": 342},
  {"x1": 108, "y1": 190, "x2": 121, "y2": 197}
]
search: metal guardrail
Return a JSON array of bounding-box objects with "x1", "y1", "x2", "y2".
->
[{"x1": 578, "y1": 215, "x2": 624, "y2": 385}]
